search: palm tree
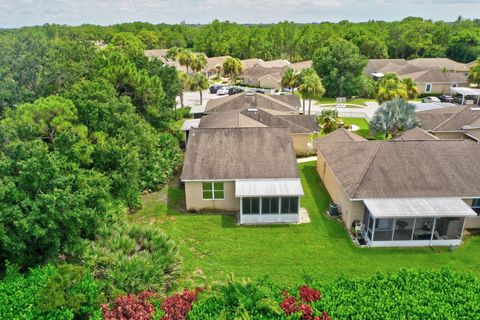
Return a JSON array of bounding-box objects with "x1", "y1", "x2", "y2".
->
[
  {"x1": 222, "y1": 57, "x2": 243, "y2": 84},
  {"x1": 298, "y1": 69, "x2": 325, "y2": 115},
  {"x1": 468, "y1": 58, "x2": 480, "y2": 86},
  {"x1": 176, "y1": 49, "x2": 194, "y2": 74},
  {"x1": 369, "y1": 98, "x2": 419, "y2": 138},
  {"x1": 190, "y1": 53, "x2": 208, "y2": 73},
  {"x1": 178, "y1": 71, "x2": 189, "y2": 110},
  {"x1": 401, "y1": 78, "x2": 419, "y2": 100},
  {"x1": 281, "y1": 68, "x2": 298, "y2": 93},
  {"x1": 317, "y1": 109, "x2": 340, "y2": 134},
  {"x1": 375, "y1": 73, "x2": 408, "y2": 104},
  {"x1": 189, "y1": 73, "x2": 209, "y2": 106}
]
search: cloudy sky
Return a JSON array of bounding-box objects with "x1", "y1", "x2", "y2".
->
[{"x1": 0, "y1": 0, "x2": 479, "y2": 28}]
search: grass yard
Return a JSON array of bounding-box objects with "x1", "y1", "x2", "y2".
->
[
  {"x1": 341, "y1": 117, "x2": 386, "y2": 140},
  {"x1": 315, "y1": 97, "x2": 375, "y2": 107},
  {"x1": 127, "y1": 162, "x2": 480, "y2": 288}
]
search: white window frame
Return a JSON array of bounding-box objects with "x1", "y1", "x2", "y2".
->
[
  {"x1": 201, "y1": 182, "x2": 225, "y2": 200},
  {"x1": 425, "y1": 83, "x2": 432, "y2": 93}
]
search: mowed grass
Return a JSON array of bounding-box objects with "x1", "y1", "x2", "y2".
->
[
  {"x1": 341, "y1": 117, "x2": 386, "y2": 140},
  {"x1": 127, "y1": 162, "x2": 480, "y2": 288}
]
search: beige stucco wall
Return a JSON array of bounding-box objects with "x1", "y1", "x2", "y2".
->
[
  {"x1": 292, "y1": 134, "x2": 312, "y2": 154},
  {"x1": 417, "y1": 82, "x2": 469, "y2": 95},
  {"x1": 185, "y1": 181, "x2": 239, "y2": 212},
  {"x1": 316, "y1": 152, "x2": 364, "y2": 228},
  {"x1": 259, "y1": 76, "x2": 281, "y2": 89}
]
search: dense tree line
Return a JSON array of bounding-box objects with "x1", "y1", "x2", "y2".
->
[
  {"x1": 0, "y1": 24, "x2": 184, "y2": 274},
  {"x1": 2, "y1": 18, "x2": 478, "y2": 64}
]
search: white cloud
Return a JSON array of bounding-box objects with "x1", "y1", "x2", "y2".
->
[{"x1": 0, "y1": 0, "x2": 478, "y2": 28}]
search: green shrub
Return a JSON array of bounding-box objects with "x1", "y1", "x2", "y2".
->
[
  {"x1": 0, "y1": 263, "x2": 102, "y2": 320},
  {"x1": 176, "y1": 107, "x2": 192, "y2": 119},
  {"x1": 311, "y1": 269, "x2": 480, "y2": 319},
  {"x1": 83, "y1": 224, "x2": 182, "y2": 298}
]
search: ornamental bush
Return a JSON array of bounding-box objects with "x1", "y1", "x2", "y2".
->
[
  {"x1": 82, "y1": 224, "x2": 182, "y2": 298},
  {"x1": 0, "y1": 263, "x2": 102, "y2": 320}
]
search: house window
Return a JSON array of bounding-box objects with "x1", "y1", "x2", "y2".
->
[
  {"x1": 242, "y1": 197, "x2": 260, "y2": 214},
  {"x1": 202, "y1": 182, "x2": 224, "y2": 200},
  {"x1": 452, "y1": 83, "x2": 458, "y2": 88},
  {"x1": 261, "y1": 197, "x2": 279, "y2": 214},
  {"x1": 281, "y1": 197, "x2": 299, "y2": 214},
  {"x1": 425, "y1": 83, "x2": 432, "y2": 93},
  {"x1": 472, "y1": 199, "x2": 480, "y2": 215}
]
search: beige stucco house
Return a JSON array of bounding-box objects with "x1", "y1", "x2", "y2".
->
[
  {"x1": 183, "y1": 93, "x2": 318, "y2": 154},
  {"x1": 315, "y1": 128, "x2": 480, "y2": 247},
  {"x1": 365, "y1": 58, "x2": 470, "y2": 95},
  {"x1": 181, "y1": 127, "x2": 304, "y2": 224},
  {"x1": 417, "y1": 105, "x2": 480, "y2": 142}
]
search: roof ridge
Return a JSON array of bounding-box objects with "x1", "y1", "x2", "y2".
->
[
  {"x1": 433, "y1": 106, "x2": 467, "y2": 130},
  {"x1": 351, "y1": 142, "x2": 383, "y2": 199}
]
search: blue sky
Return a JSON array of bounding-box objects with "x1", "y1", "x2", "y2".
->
[{"x1": 0, "y1": 0, "x2": 479, "y2": 28}]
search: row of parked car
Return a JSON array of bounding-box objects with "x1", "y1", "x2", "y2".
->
[
  {"x1": 422, "y1": 95, "x2": 454, "y2": 103},
  {"x1": 209, "y1": 84, "x2": 266, "y2": 96}
]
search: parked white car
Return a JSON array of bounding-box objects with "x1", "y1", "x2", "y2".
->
[
  {"x1": 422, "y1": 96, "x2": 441, "y2": 103},
  {"x1": 217, "y1": 87, "x2": 231, "y2": 95}
]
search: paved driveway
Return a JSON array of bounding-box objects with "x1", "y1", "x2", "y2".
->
[{"x1": 177, "y1": 90, "x2": 223, "y2": 109}]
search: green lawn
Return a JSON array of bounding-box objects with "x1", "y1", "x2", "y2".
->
[
  {"x1": 127, "y1": 162, "x2": 480, "y2": 288},
  {"x1": 315, "y1": 97, "x2": 375, "y2": 107},
  {"x1": 341, "y1": 117, "x2": 386, "y2": 140}
]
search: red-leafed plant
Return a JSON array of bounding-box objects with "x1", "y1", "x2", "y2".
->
[
  {"x1": 280, "y1": 285, "x2": 329, "y2": 320},
  {"x1": 102, "y1": 290, "x2": 157, "y2": 320},
  {"x1": 299, "y1": 304, "x2": 314, "y2": 320},
  {"x1": 299, "y1": 285, "x2": 321, "y2": 303},
  {"x1": 280, "y1": 295, "x2": 299, "y2": 315},
  {"x1": 161, "y1": 288, "x2": 203, "y2": 320}
]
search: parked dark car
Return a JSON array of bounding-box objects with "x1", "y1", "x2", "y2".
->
[
  {"x1": 209, "y1": 84, "x2": 224, "y2": 94},
  {"x1": 254, "y1": 89, "x2": 265, "y2": 94},
  {"x1": 439, "y1": 95, "x2": 454, "y2": 103},
  {"x1": 228, "y1": 87, "x2": 244, "y2": 95}
]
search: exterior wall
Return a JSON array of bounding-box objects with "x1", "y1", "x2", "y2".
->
[
  {"x1": 316, "y1": 152, "x2": 364, "y2": 228},
  {"x1": 259, "y1": 76, "x2": 281, "y2": 89},
  {"x1": 431, "y1": 131, "x2": 465, "y2": 140},
  {"x1": 184, "y1": 181, "x2": 239, "y2": 212},
  {"x1": 463, "y1": 198, "x2": 480, "y2": 229},
  {"x1": 292, "y1": 134, "x2": 312, "y2": 154},
  {"x1": 238, "y1": 77, "x2": 260, "y2": 87},
  {"x1": 417, "y1": 82, "x2": 469, "y2": 95}
]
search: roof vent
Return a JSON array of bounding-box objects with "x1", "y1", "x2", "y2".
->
[
  {"x1": 247, "y1": 108, "x2": 258, "y2": 112},
  {"x1": 470, "y1": 107, "x2": 480, "y2": 111},
  {"x1": 245, "y1": 92, "x2": 255, "y2": 96}
]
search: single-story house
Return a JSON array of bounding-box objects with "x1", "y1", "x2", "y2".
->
[
  {"x1": 181, "y1": 127, "x2": 304, "y2": 224},
  {"x1": 315, "y1": 128, "x2": 480, "y2": 247},
  {"x1": 416, "y1": 105, "x2": 480, "y2": 142},
  {"x1": 241, "y1": 58, "x2": 265, "y2": 70},
  {"x1": 365, "y1": 58, "x2": 471, "y2": 94},
  {"x1": 184, "y1": 93, "x2": 318, "y2": 154},
  {"x1": 290, "y1": 60, "x2": 312, "y2": 72},
  {"x1": 237, "y1": 66, "x2": 284, "y2": 89}
]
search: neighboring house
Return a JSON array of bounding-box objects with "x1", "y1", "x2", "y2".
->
[
  {"x1": 416, "y1": 105, "x2": 480, "y2": 142},
  {"x1": 237, "y1": 66, "x2": 284, "y2": 89},
  {"x1": 290, "y1": 60, "x2": 312, "y2": 72},
  {"x1": 145, "y1": 49, "x2": 170, "y2": 63},
  {"x1": 255, "y1": 59, "x2": 291, "y2": 68},
  {"x1": 365, "y1": 58, "x2": 471, "y2": 94},
  {"x1": 181, "y1": 127, "x2": 304, "y2": 224},
  {"x1": 145, "y1": 49, "x2": 230, "y2": 78},
  {"x1": 315, "y1": 128, "x2": 480, "y2": 247},
  {"x1": 188, "y1": 93, "x2": 318, "y2": 154},
  {"x1": 241, "y1": 58, "x2": 264, "y2": 70}
]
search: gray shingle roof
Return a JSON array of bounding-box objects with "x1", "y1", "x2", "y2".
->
[
  {"x1": 204, "y1": 93, "x2": 298, "y2": 114},
  {"x1": 181, "y1": 127, "x2": 299, "y2": 180},
  {"x1": 392, "y1": 127, "x2": 439, "y2": 140},
  {"x1": 316, "y1": 131, "x2": 480, "y2": 199},
  {"x1": 417, "y1": 106, "x2": 480, "y2": 131}
]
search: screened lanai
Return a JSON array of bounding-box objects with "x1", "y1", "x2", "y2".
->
[{"x1": 363, "y1": 198, "x2": 477, "y2": 247}]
